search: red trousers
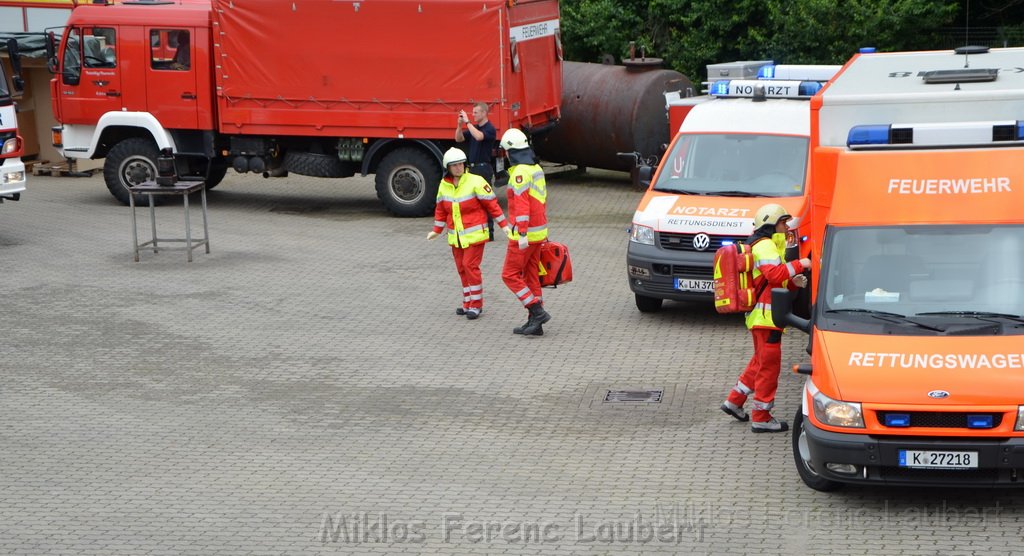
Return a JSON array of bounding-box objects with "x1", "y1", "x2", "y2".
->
[
  {"x1": 452, "y1": 243, "x2": 485, "y2": 310},
  {"x1": 502, "y1": 241, "x2": 543, "y2": 307},
  {"x1": 726, "y1": 328, "x2": 783, "y2": 422}
]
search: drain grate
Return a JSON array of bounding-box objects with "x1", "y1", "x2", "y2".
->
[{"x1": 604, "y1": 389, "x2": 664, "y2": 403}]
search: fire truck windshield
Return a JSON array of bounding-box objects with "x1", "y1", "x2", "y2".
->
[{"x1": 652, "y1": 133, "x2": 808, "y2": 197}]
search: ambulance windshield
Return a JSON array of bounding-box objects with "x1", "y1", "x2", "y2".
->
[
  {"x1": 821, "y1": 224, "x2": 1024, "y2": 334},
  {"x1": 0, "y1": 64, "x2": 9, "y2": 99},
  {"x1": 653, "y1": 133, "x2": 808, "y2": 196}
]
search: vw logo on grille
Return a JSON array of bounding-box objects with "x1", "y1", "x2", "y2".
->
[
  {"x1": 927, "y1": 390, "x2": 950, "y2": 399},
  {"x1": 692, "y1": 233, "x2": 711, "y2": 251}
]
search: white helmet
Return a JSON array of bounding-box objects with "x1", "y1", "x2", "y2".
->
[
  {"x1": 753, "y1": 203, "x2": 791, "y2": 227},
  {"x1": 442, "y1": 147, "x2": 467, "y2": 169},
  {"x1": 500, "y1": 128, "x2": 530, "y2": 150}
]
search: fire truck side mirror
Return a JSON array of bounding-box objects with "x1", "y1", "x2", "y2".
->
[{"x1": 45, "y1": 32, "x2": 56, "y2": 73}]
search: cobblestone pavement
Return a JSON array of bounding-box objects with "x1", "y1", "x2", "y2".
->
[{"x1": 1, "y1": 171, "x2": 1021, "y2": 555}]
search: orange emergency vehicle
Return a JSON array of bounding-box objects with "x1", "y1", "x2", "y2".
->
[
  {"x1": 0, "y1": 39, "x2": 26, "y2": 203},
  {"x1": 774, "y1": 46, "x2": 1024, "y2": 490},
  {"x1": 627, "y1": 62, "x2": 838, "y2": 312},
  {"x1": 47, "y1": 0, "x2": 562, "y2": 216}
]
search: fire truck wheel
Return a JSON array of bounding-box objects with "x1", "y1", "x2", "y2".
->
[
  {"x1": 375, "y1": 147, "x2": 441, "y2": 217},
  {"x1": 104, "y1": 137, "x2": 165, "y2": 206},
  {"x1": 204, "y1": 163, "x2": 228, "y2": 189},
  {"x1": 634, "y1": 293, "x2": 663, "y2": 313},
  {"x1": 792, "y1": 410, "x2": 843, "y2": 492}
]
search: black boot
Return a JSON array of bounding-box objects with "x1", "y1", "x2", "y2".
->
[
  {"x1": 513, "y1": 322, "x2": 544, "y2": 336},
  {"x1": 512, "y1": 309, "x2": 532, "y2": 334},
  {"x1": 518, "y1": 303, "x2": 550, "y2": 336}
]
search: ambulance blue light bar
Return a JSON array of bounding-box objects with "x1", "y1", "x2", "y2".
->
[
  {"x1": 847, "y1": 120, "x2": 1024, "y2": 149},
  {"x1": 756, "y1": 64, "x2": 841, "y2": 82},
  {"x1": 709, "y1": 79, "x2": 824, "y2": 99}
]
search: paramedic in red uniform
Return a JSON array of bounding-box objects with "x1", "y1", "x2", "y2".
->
[
  {"x1": 499, "y1": 129, "x2": 551, "y2": 336},
  {"x1": 721, "y1": 203, "x2": 811, "y2": 432},
  {"x1": 428, "y1": 148, "x2": 510, "y2": 319}
]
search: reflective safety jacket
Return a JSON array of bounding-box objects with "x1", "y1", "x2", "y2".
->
[
  {"x1": 745, "y1": 233, "x2": 806, "y2": 330},
  {"x1": 507, "y1": 163, "x2": 548, "y2": 243},
  {"x1": 432, "y1": 172, "x2": 507, "y2": 248}
]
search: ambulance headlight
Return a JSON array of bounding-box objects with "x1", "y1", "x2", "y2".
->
[
  {"x1": 2, "y1": 136, "x2": 21, "y2": 155},
  {"x1": 811, "y1": 387, "x2": 864, "y2": 428},
  {"x1": 1015, "y1": 406, "x2": 1024, "y2": 431},
  {"x1": 630, "y1": 224, "x2": 655, "y2": 245}
]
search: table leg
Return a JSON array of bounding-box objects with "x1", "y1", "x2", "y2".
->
[
  {"x1": 149, "y1": 194, "x2": 158, "y2": 252},
  {"x1": 130, "y1": 190, "x2": 139, "y2": 262},
  {"x1": 184, "y1": 191, "x2": 193, "y2": 262},
  {"x1": 201, "y1": 186, "x2": 210, "y2": 253}
]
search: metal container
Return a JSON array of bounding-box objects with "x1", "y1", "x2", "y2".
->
[{"x1": 533, "y1": 60, "x2": 692, "y2": 172}]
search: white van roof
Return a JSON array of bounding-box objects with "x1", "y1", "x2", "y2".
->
[
  {"x1": 818, "y1": 47, "x2": 1024, "y2": 147},
  {"x1": 679, "y1": 98, "x2": 809, "y2": 136}
]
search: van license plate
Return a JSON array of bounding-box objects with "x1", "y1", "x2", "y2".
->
[
  {"x1": 674, "y1": 279, "x2": 713, "y2": 292},
  {"x1": 898, "y1": 450, "x2": 978, "y2": 469}
]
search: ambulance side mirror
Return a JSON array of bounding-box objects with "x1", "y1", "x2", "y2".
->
[
  {"x1": 771, "y1": 287, "x2": 810, "y2": 334},
  {"x1": 637, "y1": 165, "x2": 653, "y2": 188}
]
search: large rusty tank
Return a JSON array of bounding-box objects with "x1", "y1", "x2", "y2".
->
[{"x1": 533, "y1": 59, "x2": 693, "y2": 172}]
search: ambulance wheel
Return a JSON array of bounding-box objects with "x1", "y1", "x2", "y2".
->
[
  {"x1": 792, "y1": 410, "x2": 843, "y2": 492},
  {"x1": 634, "y1": 294, "x2": 663, "y2": 313},
  {"x1": 104, "y1": 137, "x2": 165, "y2": 206},
  {"x1": 375, "y1": 148, "x2": 440, "y2": 217}
]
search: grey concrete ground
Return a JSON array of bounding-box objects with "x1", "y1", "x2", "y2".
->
[{"x1": 1, "y1": 170, "x2": 1021, "y2": 555}]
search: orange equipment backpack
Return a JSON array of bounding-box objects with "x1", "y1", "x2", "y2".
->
[
  {"x1": 538, "y1": 241, "x2": 573, "y2": 288},
  {"x1": 713, "y1": 241, "x2": 764, "y2": 313}
]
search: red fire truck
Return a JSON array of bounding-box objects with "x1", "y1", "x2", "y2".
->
[{"x1": 47, "y1": 0, "x2": 562, "y2": 215}]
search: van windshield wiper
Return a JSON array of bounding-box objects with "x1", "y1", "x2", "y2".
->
[
  {"x1": 651, "y1": 185, "x2": 709, "y2": 194},
  {"x1": 706, "y1": 190, "x2": 769, "y2": 197},
  {"x1": 825, "y1": 308, "x2": 945, "y2": 331},
  {"x1": 826, "y1": 308, "x2": 907, "y2": 318},
  {"x1": 915, "y1": 311, "x2": 1024, "y2": 323}
]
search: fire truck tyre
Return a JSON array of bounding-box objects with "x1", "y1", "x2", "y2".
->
[
  {"x1": 284, "y1": 151, "x2": 345, "y2": 178},
  {"x1": 375, "y1": 148, "x2": 441, "y2": 217},
  {"x1": 104, "y1": 137, "x2": 164, "y2": 206},
  {"x1": 792, "y1": 410, "x2": 843, "y2": 492},
  {"x1": 204, "y1": 163, "x2": 229, "y2": 189},
  {"x1": 634, "y1": 293, "x2": 663, "y2": 313}
]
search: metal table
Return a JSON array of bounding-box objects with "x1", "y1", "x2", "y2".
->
[{"x1": 129, "y1": 180, "x2": 210, "y2": 262}]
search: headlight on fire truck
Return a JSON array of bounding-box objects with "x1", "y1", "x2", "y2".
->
[
  {"x1": 630, "y1": 224, "x2": 655, "y2": 245},
  {"x1": 1015, "y1": 406, "x2": 1024, "y2": 431},
  {"x1": 808, "y1": 381, "x2": 864, "y2": 428}
]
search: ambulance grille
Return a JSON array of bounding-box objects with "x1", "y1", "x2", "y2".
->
[
  {"x1": 670, "y1": 265, "x2": 714, "y2": 279},
  {"x1": 876, "y1": 411, "x2": 1003, "y2": 429},
  {"x1": 658, "y1": 232, "x2": 743, "y2": 252}
]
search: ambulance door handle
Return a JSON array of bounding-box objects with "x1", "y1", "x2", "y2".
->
[
  {"x1": 105, "y1": 91, "x2": 121, "y2": 97},
  {"x1": 181, "y1": 92, "x2": 196, "y2": 100}
]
